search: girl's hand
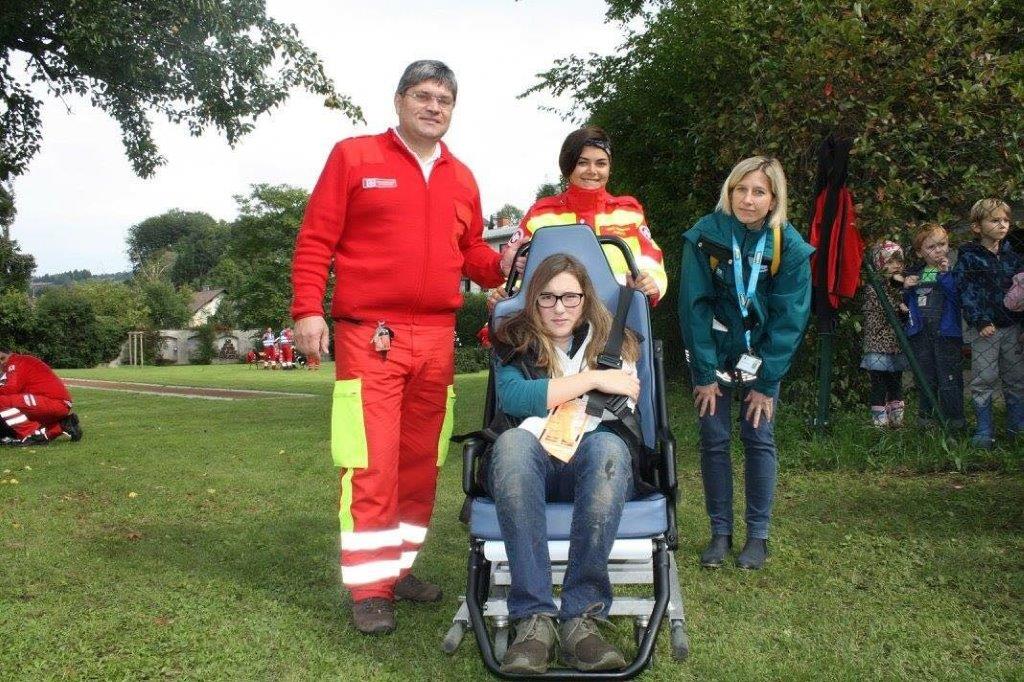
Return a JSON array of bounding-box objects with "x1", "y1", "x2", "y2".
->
[
  {"x1": 589, "y1": 369, "x2": 640, "y2": 402},
  {"x1": 937, "y1": 257, "x2": 950, "y2": 272},
  {"x1": 693, "y1": 383, "x2": 722, "y2": 417},
  {"x1": 898, "y1": 303, "x2": 910, "y2": 314},
  {"x1": 626, "y1": 271, "x2": 659, "y2": 298},
  {"x1": 744, "y1": 389, "x2": 774, "y2": 429}
]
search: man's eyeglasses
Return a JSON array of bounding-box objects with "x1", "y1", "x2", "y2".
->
[
  {"x1": 537, "y1": 292, "x2": 584, "y2": 308},
  {"x1": 404, "y1": 90, "x2": 454, "y2": 110}
]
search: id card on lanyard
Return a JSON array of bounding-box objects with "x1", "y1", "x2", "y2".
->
[{"x1": 732, "y1": 230, "x2": 767, "y2": 376}]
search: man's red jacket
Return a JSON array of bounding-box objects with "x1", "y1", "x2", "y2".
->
[
  {"x1": 0, "y1": 354, "x2": 72, "y2": 403},
  {"x1": 291, "y1": 129, "x2": 504, "y2": 326}
]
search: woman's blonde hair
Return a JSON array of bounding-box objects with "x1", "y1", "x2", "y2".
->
[
  {"x1": 496, "y1": 254, "x2": 638, "y2": 375},
  {"x1": 716, "y1": 156, "x2": 789, "y2": 231}
]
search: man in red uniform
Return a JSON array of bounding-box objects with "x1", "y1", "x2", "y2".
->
[
  {"x1": 0, "y1": 349, "x2": 83, "y2": 447},
  {"x1": 278, "y1": 326, "x2": 295, "y2": 369},
  {"x1": 291, "y1": 60, "x2": 513, "y2": 634}
]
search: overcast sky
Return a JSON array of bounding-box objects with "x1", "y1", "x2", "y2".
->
[{"x1": 10, "y1": 0, "x2": 626, "y2": 276}]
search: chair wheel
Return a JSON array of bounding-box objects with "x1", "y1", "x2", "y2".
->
[
  {"x1": 442, "y1": 622, "x2": 465, "y2": 654},
  {"x1": 670, "y1": 620, "x2": 690, "y2": 662},
  {"x1": 493, "y1": 624, "x2": 510, "y2": 662}
]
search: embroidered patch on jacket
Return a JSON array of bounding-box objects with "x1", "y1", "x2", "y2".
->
[{"x1": 362, "y1": 177, "x2": 398, "y2": 189}]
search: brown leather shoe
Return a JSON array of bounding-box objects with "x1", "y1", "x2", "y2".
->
[
  {"x1": 351, "y1": 597, "x2": 396, "y2": 634},
  {"x1": 394, "y1": 573, "x2": 443, "y2": 603}
]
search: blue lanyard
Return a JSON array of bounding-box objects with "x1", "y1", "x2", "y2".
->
[{"x1": 731, "y1": 229, "x2": 768, "y2": 352}]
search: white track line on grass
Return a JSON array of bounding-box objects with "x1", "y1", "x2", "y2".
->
[{"x1": 61, "y1": 379, "x2": 316, "y2": 400}]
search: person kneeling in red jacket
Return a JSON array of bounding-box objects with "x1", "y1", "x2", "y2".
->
[{"x1": 0, "y1": 348, "x2": 83, "y2": 447}]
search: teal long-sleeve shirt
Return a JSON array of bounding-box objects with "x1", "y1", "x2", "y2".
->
[
  {"x1": 495, "y1": 362, "x2": 550, "y2": 418},
  {"x1": 677, "y1": 211, "x2": 814, "y2": 397}
]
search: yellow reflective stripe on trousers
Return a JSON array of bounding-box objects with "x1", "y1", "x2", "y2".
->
[
  {"x1": 436, "y1": 384, "x2": 456, "y2": 466},
  {"x1": 338, "y1": 469, "x2": 355, "y2": 533},
  {"x1": 332, "y1": 378, "x2": 368, "y2": 468}
]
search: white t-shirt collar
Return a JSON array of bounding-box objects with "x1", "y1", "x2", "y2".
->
[{"x1": 393, "y1": 127, "x2": 441, "y2": 180}]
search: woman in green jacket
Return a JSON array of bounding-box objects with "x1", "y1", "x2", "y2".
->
[{"x1": 678, "y1": 156, "x2": 813, "y2": 570}]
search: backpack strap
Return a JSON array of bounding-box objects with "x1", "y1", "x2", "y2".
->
[{"x1": 697, "y1": 227, "x2": 783, "y2": 276}]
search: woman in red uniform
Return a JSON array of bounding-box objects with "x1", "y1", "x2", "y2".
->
[{"x1": 508, "y1": 126, "x2": 668, "y2": 304}]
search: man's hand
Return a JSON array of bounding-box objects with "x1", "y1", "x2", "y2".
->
[
  {"x1": 980, "y1": 324, "x2": 996, "y2": 338},
  {"x1": 626, "y1": 271, "x2": 659, "y2": 298},
  {"x1": 486, "y1": 287, "x2": 508, "y2": 313},
  {"x1": 744, "y1": 389, "x2": 774, "y2": 429},
  {"x1": 295, "y1": 316, "x2": 330, "y2": 360},
  {"x1": 693, "y1": 383, "x2": 722, "y2": 418}
]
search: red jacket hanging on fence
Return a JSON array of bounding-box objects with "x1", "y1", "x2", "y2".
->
[{"x1": 809, "y1": 187, "x2": 862, "y2": 309}]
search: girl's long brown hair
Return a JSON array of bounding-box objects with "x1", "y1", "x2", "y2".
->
[{"x1": 495, "y1": 254, "x2": 638, "y2": 376}]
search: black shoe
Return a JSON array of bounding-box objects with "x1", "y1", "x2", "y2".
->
[
  {"x1": 699, "y1": 534, "x2": 732, "y2": 568},
  {"x1": 393, "y1": 573, "x2": 442, "y2": 603},
  {"x1": 736, "y1": 538, "x2": 769, "y2": 570},
  {"x1": 3, "y1": 432, "x2": 49, "y2": 448},
  {"x1": 60, "y1": 412, "x2": 83, "y2": 442},
  {"x1": 351, "y1": 597, "x2": 396, "y2": 634}
]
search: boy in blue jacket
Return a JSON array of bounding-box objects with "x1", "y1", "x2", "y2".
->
[{"x1": 952, "y1": 199, "x2": 1024, "y2": 448}]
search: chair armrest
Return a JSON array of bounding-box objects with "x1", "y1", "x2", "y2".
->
[{"x1": 461, "y1": 437, "x2": 490, "y2": 497}]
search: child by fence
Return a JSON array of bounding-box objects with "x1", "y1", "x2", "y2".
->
[
  {"x1": 903, "y1": 224, "x2": 965, "y2": 430},
  {"x1": 952, "y1": 198, "x2": 1024, "y2": 448},
  {"x1": 861, "y1": 241, "x2": 910, "y2": 427}
]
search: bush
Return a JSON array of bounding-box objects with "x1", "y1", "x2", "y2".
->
[
  {"x1": 455, "y1": 292, "x2": 489, "y2": 347},
  {"x1": 455, "y1": 346, "x2": 490, "y2": 374},
  {"x1": 33, "y1": 287, "x2": 120, "y2": 368},
  {"x1": 190, "y1": 323, "x2": 217, "y2": 365}
]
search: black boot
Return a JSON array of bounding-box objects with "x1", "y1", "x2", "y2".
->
[
  {"x1": 736, "y1": 538, "x2": 769, "y2": 570},
  {"x1": 699, "y1": 534, "x2": 732, "y2": 568}
]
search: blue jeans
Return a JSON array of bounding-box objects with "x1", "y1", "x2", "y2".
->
[
  {"x1": 488, "y1": 427, "x2": 634, "y2": 621},
  {"x1": 698, "y1": 386, "x2": 778, "y2": 540}
]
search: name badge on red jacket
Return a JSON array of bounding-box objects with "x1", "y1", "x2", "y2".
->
[{"x1": 362, "y1": 177, "x2": 398, "y2": 189}]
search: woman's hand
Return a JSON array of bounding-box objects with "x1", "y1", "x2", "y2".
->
[
  {"x1": 627, "y1": 271, "x2": 659, "y2": 298},
  {"x1": 743, "y1": 389, "x2": 774, "y2": 429},
  {"x1": 693, "y1": 383, "x2": 722, "y2": 417},
  {"x1": 589, "y1": 369, "x2": 640, "y2": 402}
]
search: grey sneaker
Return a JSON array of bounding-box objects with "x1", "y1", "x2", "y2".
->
[
  {"x1": 500, "y1": 614, "x2": 558, "y2": 675},
  {"x1": 393, "y1": 573, "x2": 442, "y2": 603},
  {"x1": 559, "y1": 609, "x2": 627, "y2": 672},
  {"x1": 351, "y1": 597, "x2": 396, "y2": 634},
  {"x1": 736, "y1": 538, "x2": 769, "y2": 570},
  {"x1": 699, "y1": 534, "x2": 732, "y2": 568}
]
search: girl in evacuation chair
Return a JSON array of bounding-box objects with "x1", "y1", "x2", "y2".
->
[
  {"x1": 486, "y1": 254, "x2": 641, "y2": 675},
  {"x1": 861, "y1": 240, "x2": 911, "y2": 428},
  {"x1": 678, "y1": 156, "x2": 814, "y2": 572}
]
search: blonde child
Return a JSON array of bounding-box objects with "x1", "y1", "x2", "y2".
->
[
  {"x1": 952, "y1": 199, "x2": 1024, "y2": 447},
  {"x1": 902, "y1": 224, "x2": 965, "y2": 429}
]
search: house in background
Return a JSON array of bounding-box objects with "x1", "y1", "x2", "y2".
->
[
  {"x1": 463, "y1": 218, "x2": 518, "y2": 293},
  {"x1": 189, "y1": 287, "x2": 226, "y2": 327}
]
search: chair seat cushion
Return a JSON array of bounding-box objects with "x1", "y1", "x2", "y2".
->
[{"x1": 469, "y1": 493, "x2": 668, "y2": 541}]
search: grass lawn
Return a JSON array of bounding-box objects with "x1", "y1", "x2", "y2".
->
[{"x1": 2, "y1": 364, "x2": 1022, "y2": 679}]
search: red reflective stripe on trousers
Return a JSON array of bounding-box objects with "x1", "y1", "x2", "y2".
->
[{"x1": 334, "y1": 319, "x2": 453, "y2": 600}]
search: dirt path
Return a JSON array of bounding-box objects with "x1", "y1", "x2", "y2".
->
[{"x1": 62, "y1": 378, "x2": 317, "y2": 401}]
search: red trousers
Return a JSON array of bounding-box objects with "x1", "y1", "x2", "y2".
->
[
  {"x1": 332, "y1": 320, "x2": 455, "y2": 600},
  {"x1": 263, "y1": 346, "x2": 278, "y2": 362},
  {"x1": 0, "y1": 394, "x2": 70, "y2": 439},
  {"x1": 281, "y1": 345, "x2": 294, "y2": 363}
]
